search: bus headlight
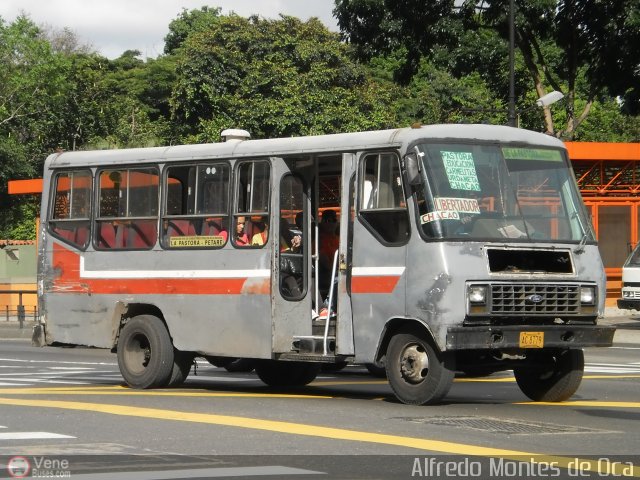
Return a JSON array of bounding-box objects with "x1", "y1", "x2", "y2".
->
[
  {"x1": 468, "y1": 285, "x2": 487, "y2": 304},
  {"x1": 580, "y1": 286, "x2": 595, "y2": 305}
]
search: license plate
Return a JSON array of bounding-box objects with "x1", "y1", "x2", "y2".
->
[{"x1": 519, "y1": 331, "x2": 544, "y2": 348}]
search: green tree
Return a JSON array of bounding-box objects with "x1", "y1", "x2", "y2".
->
[
  {"x1": 334, "y1": 0, "x2": 640, "y2": 138},
  {"x1": 0, "y1": 15, "x2": 69, "y2": 151},
  {"x1": 164, "y1": 6, "x2": 221, "y2": 55},
  {"x1": 0, "y1": 15, "x2": 71, "y2": 239},
  {"x1": 0, "y1": 138, "x2": 36, "y2": 239},
  {"x1": 171, "y1": 14, "x2": 400, "y2": 141}
]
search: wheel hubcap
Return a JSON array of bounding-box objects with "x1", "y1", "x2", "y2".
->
[
  {"x1": 128, "y1": 334, "x2": 151, "y2": 373},
  {"x1": 400, "y1": 344, "x2": 429, "y2": 384}
]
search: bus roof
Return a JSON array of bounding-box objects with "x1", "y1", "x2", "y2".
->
[{"x1": 45, "y1": 124, "x2": 565, "y2": 169}]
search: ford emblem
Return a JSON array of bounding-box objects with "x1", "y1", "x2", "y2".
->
[{"x1": 526, "y1": 294, "x2": 544, "y2": 304}]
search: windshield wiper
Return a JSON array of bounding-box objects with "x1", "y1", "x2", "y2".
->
[{"x1": 574, "y1": 231, "x2": 588, "y2": 254}]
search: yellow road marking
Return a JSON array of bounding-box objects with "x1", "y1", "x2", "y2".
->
[
  {"x1": 0, "y1": 387, "x2": 331, "y2": 398},
  {"x1": 314, "y1": 374, "x2": 640, "y2": 386},
  {"x1": 0, "y1": 396, "x2": 637, "y2": 476},
  {"x1": 518, "y1": 400, "x2": 640, "y2": 408},
  {"x1": 311, "y1": 380, "x2": 388, "y2": 386},
  {"x1": 2, "y1": 385, "x2": 640, "y2": 410}
]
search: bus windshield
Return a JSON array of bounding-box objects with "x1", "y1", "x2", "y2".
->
[{"x1": 415, "y1": 143, "x2": 595, "y2": 243}]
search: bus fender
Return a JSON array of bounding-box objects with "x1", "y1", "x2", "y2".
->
[
  {"x1": 109, "y1": 302, "x2": 167, "y2": 350},
  {"x1": 374, "y1": 317, "x2": 439, "y2": 364}
]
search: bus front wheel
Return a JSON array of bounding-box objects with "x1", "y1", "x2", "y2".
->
[
  {"x1": 117, "y1": 315, "x2": 175, "y2": 389},
  {"x1": 514, "y1": 349, "x2": 584, "y2": 402},
  {"x1": 386, "y1": 330, "x2": 455, "y2": 405}
]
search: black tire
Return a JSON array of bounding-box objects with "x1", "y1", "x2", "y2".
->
[
  {"x1": 321, "y1": 361, "x2": 348, "y2": 373},
  {"x1": 514, "y1": 349, "x2": 584, "y2": 402},
  {"x1": 224, "y1": 358, "x2": 256, "y2": 373},
  {"x1": 460, "y1": 368, "x2": 496, "y2": 378},
  {"x1": 255, "y1": 360, "x2": 320, "y2": 387},
  {"x1": 365, "y1": 361, "x2": 387, "y2": 378},
  {"x1": 166, "y1": 351, "x2": 194, "y2": 387},
  {"x1": 117, "y1": 315, "x2": 174, "y2": 389},
  {"x1": 386, "y1": 329, "x2": 455, "y2": 405},
  {"x1": 205, "y1": 356, "x2": 233, "y2": 368}
]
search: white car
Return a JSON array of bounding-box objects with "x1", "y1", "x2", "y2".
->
[{"x1": 618, "y1": 243, "x2": 640, "y2": 311}]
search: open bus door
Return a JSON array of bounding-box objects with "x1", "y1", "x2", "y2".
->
[
  {"x1": 271, "y1": 167, "x2": 313, "y2": 354},
  {"x1": 335, "y1": 153, "x2": 356, "y2": 356},
  {"x1": 348, "y1": 151, "x2": 410, "y2": 364}
]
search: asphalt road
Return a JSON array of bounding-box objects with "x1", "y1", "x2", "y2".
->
[{"x1": 0, "y1": 323, "x2": 639, "y2": 479}]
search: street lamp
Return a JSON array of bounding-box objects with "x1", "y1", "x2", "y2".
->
[
  {"x1": 508, "y1": 0, "x2": 516, "y2": 127},
  {"x1": 536, "y1": 90, "x2": 564, "y2": 107}
]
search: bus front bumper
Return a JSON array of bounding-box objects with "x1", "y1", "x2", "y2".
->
[
  {"x1": 617, "y1": 298, "x2": 640, "y2": 311},
  {"x1": 446, "y1": 324, "x2": 615, "y2": 350}
]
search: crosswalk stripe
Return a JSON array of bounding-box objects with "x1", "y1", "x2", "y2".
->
[
  {"x1": 28, "y1": 466, "x2": 323, "y2": 479},
  {"x1": 0, "y1": 432, "x2": 75, "y2": 440}
]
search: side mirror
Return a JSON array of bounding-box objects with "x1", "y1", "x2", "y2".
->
[{"x1": 403, "y1": 152, "x2": 422, "y2": 186}]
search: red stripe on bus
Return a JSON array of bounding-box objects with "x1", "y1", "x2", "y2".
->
[
  {"x1": 50, "y1": 243, "x2": 268, "y2": 295},
  {"x1": 351, "y1": 276, "x2": 401, "y2": 294}
]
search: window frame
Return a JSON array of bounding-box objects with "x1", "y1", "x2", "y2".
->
[
  {"x1": 48, "y1": 168, "x2": 93, "y2": 250},
  {"x1": 357, "y1": 151, "x2": 410, "y2": 247},
  {"x1": 160, "y1": 161, "x2": 231, "y2": 250},
  {"x1": 94, "y1": 166, "x2": 160, "y2": 251},
  {"x1": 278, "y1": 173, "x2": 307, "y2": 301},
  {"x1": 232, "y1": 159, "x2": 272, "y2": 249}
]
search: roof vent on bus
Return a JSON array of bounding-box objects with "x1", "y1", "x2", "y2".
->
[{"x1": 220, "y1": 129, "x2": 251, "y2": 142}]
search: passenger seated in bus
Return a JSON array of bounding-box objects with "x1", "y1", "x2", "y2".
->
[
  {"x1": 203, "y1": 217, "x2": 228, "y2": 241},
  {"x1": 280, "y1": 218, "x2": 301, "y2": 253},
  {"x1": 279, "y1": 217, "x2": 303, "y2": 297},
  {"x1": 318, "y1": 209, "x2": 339, "y2": 298},
  {"x1": 234, "y1": 216, "x2": 249, "y2": 246},
  {"x1": 251, "y1": 220, "x2": 269, "y2": 246}
]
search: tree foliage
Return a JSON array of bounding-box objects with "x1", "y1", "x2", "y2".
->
[
  {"x1": 171, "y1": 14, "x2": 399, "y2": 141},
  {"x1": 0, "y1": 6, "x2": 638, "y2": 240},
  {"x1": 334, "y1": 0, "x2": 640, "y2": 138}
]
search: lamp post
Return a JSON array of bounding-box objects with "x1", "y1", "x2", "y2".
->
[
  {"x1": 507, "y1": 0, "x2": 516, "y2": 127},
  {"x1": 459, "y1": 90, "x2": 564, "y2": 128}
]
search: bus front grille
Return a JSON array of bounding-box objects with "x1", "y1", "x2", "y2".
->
[{"x1": 491, "y1": 284, "x2": 580, "y2": 315}]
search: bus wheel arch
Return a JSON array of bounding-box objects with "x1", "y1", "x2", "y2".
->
[
  {"x1": 380, "y1": 320, "x2": 456, "y2": 405},
  {"x1": 111, "y1": 302, "x2": 166, "y2": 350},
  {"x1": 375, "y1": 318, "x2": 438, "y2": 365}
]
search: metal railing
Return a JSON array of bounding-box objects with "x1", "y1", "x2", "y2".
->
[{"x1": 0, "y1": 290, "x2": 38, "y2": 329}]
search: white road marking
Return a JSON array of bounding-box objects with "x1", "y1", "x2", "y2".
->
[
  {"x1": 0, "y1": 358, "x2": 117, "y2": 366},
  {"x1": 0, "y1": 432, "x2": 75, "y2": 440},
  {"x1": 61, "y1": 466, "x2": 323, "y2": 479}
]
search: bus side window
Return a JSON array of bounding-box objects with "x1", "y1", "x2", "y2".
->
[
  {"x1": 161, "y1": 162, "x2": 230, "y2": 249},
  {"x1": 95, "y1": 168, "x2": 159, "y2": 250},
  {"x1": 49, "y1": 170, "x2": 92, "y2": 250},
  {"x1": 358, "y1": 153, "x2": 410, "y2": 245},
  {"x1": 233, "y1": 161, "x2": 270, "y2": 248}
]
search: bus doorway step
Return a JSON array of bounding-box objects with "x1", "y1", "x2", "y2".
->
[
  {"x1": 292, "y1": 335, "x2": 336, "y2": 355},
  {"x1": 278, "y1": 352, "x2": 343, "y2": 363}
]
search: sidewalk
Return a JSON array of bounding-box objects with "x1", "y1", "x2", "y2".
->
[{"x1": 1, "y1": 309, "x2": 639, "y2": 344}]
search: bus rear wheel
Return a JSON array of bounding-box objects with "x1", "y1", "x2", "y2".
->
[
  {"x1": 117, "y1": 315, "x2": 174, "y2": 389},
  {"x1": 386, "y1": 330, "x2": 455, "y2": 405},
  {"x1": 255, "y1": 360, "x2": 320, "y2": 387},
  {"x1": 166, "y1": 351, "x2": 194, "y2": 387},
  {"x1": 514, "y1": 349, "x2": 584, "y2": 402}
]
